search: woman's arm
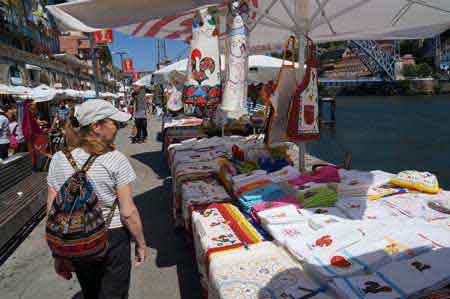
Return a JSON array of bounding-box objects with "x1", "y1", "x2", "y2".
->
[
  {"x1": 47, "y1": 186, "x2": 57, "y2": 215},
  {"x1": 117, "y1": 183, "x2": 148, "y2": 266}
]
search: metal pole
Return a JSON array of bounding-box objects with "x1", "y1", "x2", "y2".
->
[
  {"x1": 88, "y1": 32, "x2": 100, "y2": 97},
  {"x1": 297, "y1": 33, "x2": 307, "y2": 172}
]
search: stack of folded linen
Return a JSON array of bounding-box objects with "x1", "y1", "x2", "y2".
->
[
  {"x1": 208, "y1": 242, "x2": 329, "y2": 299},
  {"x1": 181, "y1": 178, "x2": 232, "y2": 231},
  {"x1": 331, "y1": 249, "x2": 450, "y2": 299},
  {"x1": 285, "y1": 224, "x2": 366, "y2": 261},
  {"x1": 336, "y1": 197, "x2": 405, "y2": 220},
  {"x1": 300, "y1": 227, "x2": 433, "y2": 284},
  {"x1": 268, "y1": 165, "x2": 301, "y2": 183},
  {"x1": 338, "y1": 170, "x2": 398, "y2": 199},
  {"x1": 382, "y1": 192, "x2": 450, "y2": 222},
  {"x1": 191, "y1": 203, "x2": 262, "y2": 291},
  {"x1": 299, "y1": 207, "x2": 349, "y2": 230},
  {"x1": 296, "y1": 183, "x2": 339, "y2": 208},
  {"x1": 238, "y1": 183, "x2": 289, "y2": 214},
  {"x1": 288, "y1": 165, "x2": 341, "y2": 186},
  {"x1": 255, "y1": 205, "x2": 313, "y2": 245},
  {"x1": 172, "y1": 160, "x2": 222, "y2": 226}
]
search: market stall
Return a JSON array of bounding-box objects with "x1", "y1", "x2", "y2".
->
[{"x1": 47, "y1": 1, "x2": 450, "y2": 298}]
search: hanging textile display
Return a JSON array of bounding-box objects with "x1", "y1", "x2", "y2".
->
[
  {"x1": 167, "y1": 71, "x2": 184, "y2": 113},
  {"x1": 183, "y1": 8, "x2": 222, "y2": 108},
  {"x1": 220, "y1": 1, "x2": 249, "y2": 120},
  {"x1": 287, "y1": 37, "x2": 320, "y2": 141},
  {"x1": 265, "y1": 36, "x2": 298, "y2": 145}
]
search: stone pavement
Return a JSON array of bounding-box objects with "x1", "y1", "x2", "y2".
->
[{"x1": 0, "y1": 117, "x2": 202, "y2": 299}]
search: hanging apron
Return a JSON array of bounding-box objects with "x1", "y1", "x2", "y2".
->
[
  {"x1": 287, "y1": 37, "x2": 320, "y2": 141},
  {"x1": 183, "y1": 8, "x2": 222, "y2": 108},
  {"x1": 265, "y1": 36, "x2": 298, "y2": 145},
  {"x1": 220, "y1": 3, "x2": 249, "y2": 120}
]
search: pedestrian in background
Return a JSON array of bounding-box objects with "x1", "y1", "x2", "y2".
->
[
  {"x1": 47, "y1": 99, "x2": 148, "y2": 299},
  {"x1": 0, "y1": 106, "x2": 10, "y2": 159},
  {"x1": 132, "y1": 84, "x2": 149, "y2": 143}
]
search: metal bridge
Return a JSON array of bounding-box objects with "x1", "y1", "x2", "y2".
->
[{"x1": 347, "y1": 40, "x2": 397, "y2": 81}]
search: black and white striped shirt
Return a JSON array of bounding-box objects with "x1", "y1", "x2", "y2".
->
[{"x1": 47, "y1": 148, "x2": 136, "y2": 229}]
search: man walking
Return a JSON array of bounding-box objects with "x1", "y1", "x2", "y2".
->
[{"x1": 133, "y1": 84, "x2": 149, "y2": 143}]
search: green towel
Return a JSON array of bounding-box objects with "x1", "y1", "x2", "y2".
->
[{"x1": 297, "y1": 185, "x2": 338, "y2": 208}]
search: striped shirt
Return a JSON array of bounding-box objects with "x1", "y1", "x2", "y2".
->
[{"x1": 47, "y1": 148, "x2": 136, "y2": 229}]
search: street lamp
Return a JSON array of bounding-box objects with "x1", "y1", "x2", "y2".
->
[{"x1": 112, "y1": 51, "x2": 129, "y2": 103}]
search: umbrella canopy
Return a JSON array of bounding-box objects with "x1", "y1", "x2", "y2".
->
[
  {"x1": 48, "y1": 1, "x2": 450, "y2": 47},
  {"x1": 0, "y1": 84, "x2": 31, "y2": 96},
  {"x1": 46, "y1": 0, "x2": 221, "y2": 32},
  {"x1": 21, "y1": 85, "x2": 58, "y2": 102},
  {"x1": 134, "y1": 74, "x2": 153, "y2": 87}
]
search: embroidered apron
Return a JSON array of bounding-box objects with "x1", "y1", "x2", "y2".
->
[{"x1": 183, "y1": 8, "x2": 222, "y2": 108}]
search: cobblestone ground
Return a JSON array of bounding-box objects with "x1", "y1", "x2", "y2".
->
[{"x1": 0, "y1": 116, "x2": 202, "y2": 299}]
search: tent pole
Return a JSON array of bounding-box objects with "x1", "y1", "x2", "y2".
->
[{"x1": 297, "y1": 32, "x2": 306, "y2": 172}]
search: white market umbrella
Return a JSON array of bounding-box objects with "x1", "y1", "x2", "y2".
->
[
  {"x1": 46, "y1": 0, "x2": 222, "y2": 32},
  {"x1": 21, "y1": 84, "x2": 58, "y2": 102},
  {"x1": 83, "y1": 90, "x2": 97, "y2": 99},
  {"x1": 134, "y1": 74, "x2": 153, "y2": 87},
  {"x1": 48, "y1": 1, "x2": 450, "y2": 46},
  {"x1": 0, "y1": 84, "x2": 31, "y2": 96},
  {"x1": 100, "y1": 91, "x2": 116, "y2": 98}
]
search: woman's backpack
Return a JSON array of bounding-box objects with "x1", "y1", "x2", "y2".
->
[{"x1": 46, "y1": 150, "x2": 117, "y2": 261}]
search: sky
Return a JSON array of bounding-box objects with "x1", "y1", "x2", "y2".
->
[{"x1": 108, "y1": 31, "x2": 190, "y2": 72}]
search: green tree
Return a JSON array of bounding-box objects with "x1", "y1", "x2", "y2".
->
[
  {"x1": 416, "y1": 63, "x2": 432, "y2": 77},
  {"x1": 402, "y1": 64, "x2": 418, "y2": 77}
]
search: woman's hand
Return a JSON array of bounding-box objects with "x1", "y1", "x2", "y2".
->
[
  {"x1": 54, "y1": 257, "x2": 74, "y2": 280},
  {"x1": 134, "y1": 243, "x2": 149, "y2": 267}
]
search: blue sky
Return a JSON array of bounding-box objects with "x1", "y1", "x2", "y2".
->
[{"x1": 108, "y1": 31, "x2": 189, "y2": 72}]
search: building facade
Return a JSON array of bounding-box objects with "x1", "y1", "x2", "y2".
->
[{"x1": 0, "y1": 0, "x2": 116, "y2": 91}]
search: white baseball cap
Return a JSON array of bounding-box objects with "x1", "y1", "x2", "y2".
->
[{"x1": 76, "y1": 99, "x2": 131, "y2": 126}]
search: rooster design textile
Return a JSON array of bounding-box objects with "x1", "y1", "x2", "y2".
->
[
  {"x1": 183, "y1": 8, "x2": 222, "y2": 108},
  {"x1": 221, "y1": 1, "x2": 249, "y2": 120}
]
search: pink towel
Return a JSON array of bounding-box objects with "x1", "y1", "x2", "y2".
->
[{"x1": 289, "y1": 165, "x2": 340, "y2": 186}]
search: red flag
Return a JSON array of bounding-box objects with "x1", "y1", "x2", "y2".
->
[
  {"x1": 93, "y1": 29, "x2": 113, "y2": 44},
  {"x1": 122, "y1": 58, "x2": 134, "y2": 73},
  {"x1": 133, "y1": 72, "x2": 139, "y2": 81}
]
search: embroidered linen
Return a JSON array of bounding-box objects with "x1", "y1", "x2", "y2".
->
[
  {"x1": 285, "y1": 225, "x2": 365, "y2": 261},
  {"x1": 268, "y1": 165, "x2": 301, "y2": 183},
  {"x1": 181, "y1": 178, "x2": 232, "y2": 231},
  {"x1": 192, "y1": 203, "x2": 262, "y2": 290},
  {"x1": 183, "y1": 8, "x2": 221, "y2": 107},
  {"x1": 257, "y1": 204, "x2": 303, "y2": 225},
  {"x1": 331, "y1": 249, "x2": 450, "y2": 299},
  {"x1": 208, "y1": 242, "x2": 326, "y2": 299},
  {"x1": 221, "y1": 2, "x2": 249, "y2": 119}
]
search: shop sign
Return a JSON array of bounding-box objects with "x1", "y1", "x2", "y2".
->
[{"x1": 93, "y1": 29, "x2": 113, "y2": 44}]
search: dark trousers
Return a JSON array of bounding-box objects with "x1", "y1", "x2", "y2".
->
[
  {"x1": 0, "y1": 143, "x2": 9, "y2": 159},
  {"x1": 72, "y1": 228, "x2": 131, "y2": 299},
  {"x1": 135, "y1": 118, "x2": 148, "y2": 141}
]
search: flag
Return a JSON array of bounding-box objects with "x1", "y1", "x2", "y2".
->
[{"x1": 122, "y1": 58, "x2": 134, "y2": 73}]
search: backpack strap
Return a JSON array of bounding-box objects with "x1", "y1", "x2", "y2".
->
[
  {"x1": 105, "y1": 200, "x2": 119, "y2": 229},
  {"x1": 63, "y1": 150, "x2": 80, "y2": 172},
  {"x1": 81, "y1": 155, "x2": 98, "y2": 172}
]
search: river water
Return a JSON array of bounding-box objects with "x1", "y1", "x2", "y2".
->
[{"x1": 307, "y1": 95, "x2": 450, "y2": 189}]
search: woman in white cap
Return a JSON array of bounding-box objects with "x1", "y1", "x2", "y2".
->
[{"x1": 46, "y1": 99, "x2": 148, "y2": 299}]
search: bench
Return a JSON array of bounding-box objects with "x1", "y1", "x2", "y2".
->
[{"x1": 0, "y1": 153, "x2": 47, "y2": 261}]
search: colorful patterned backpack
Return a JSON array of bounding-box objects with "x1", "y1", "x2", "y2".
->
[{"x1": 46, "y1": 151, "x2": 116, "y2": 261}]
